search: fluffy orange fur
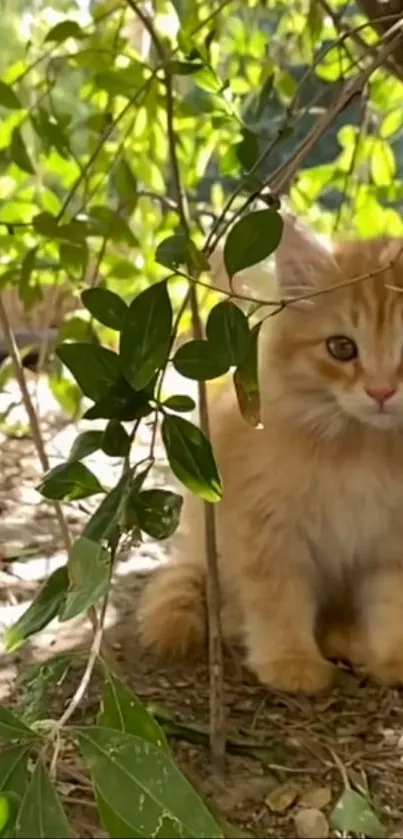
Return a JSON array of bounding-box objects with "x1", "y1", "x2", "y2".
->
[{"x1": 138, "y1": 212, "x2": 403, "y2": 694}]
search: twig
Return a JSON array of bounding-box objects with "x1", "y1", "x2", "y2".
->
[{"x1": 127, "y1": 0, "x2": 226, "y2": 770}]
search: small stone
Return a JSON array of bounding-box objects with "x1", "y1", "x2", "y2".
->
[
  {"x1": 294, "y1": 807, "x2": 329, "y2": 838},
  {"x1": 265, "y1": 781, "x2": 299, "y2": 813},
  {"x1": 299, "y1": 786, "x2": 332, "y2": 810}
]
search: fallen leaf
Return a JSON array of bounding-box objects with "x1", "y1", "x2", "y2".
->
[
  {"x1": 265, "y1": 781, "x2": 299, "y2": 813},
  {"x1": 294, "y1": 807, "x2": 329, "y2": 838},
  {"x1": 299, "y1": 786, "x2": 332, "y2": 810}
]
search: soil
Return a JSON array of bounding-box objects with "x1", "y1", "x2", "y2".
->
[{"x1": 1, "y1": 375, "x2": 403, "y2": 839}]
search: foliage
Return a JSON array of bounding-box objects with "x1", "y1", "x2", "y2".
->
[{"x1": 0, "y1": 0, "x2": 402, "y2": 835}]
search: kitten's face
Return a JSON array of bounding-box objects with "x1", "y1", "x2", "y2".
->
[{"x1": 273, "y1": 220, "x2": 403, "y2": 433}]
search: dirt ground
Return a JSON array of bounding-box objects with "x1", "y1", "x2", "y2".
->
[{"x1": 1, "y1": 376, "x2": 403, "y2": 838}]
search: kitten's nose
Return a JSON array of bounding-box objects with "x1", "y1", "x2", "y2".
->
[{"x1": 365, "y1": 386, "x2": 396, "y2": 405}]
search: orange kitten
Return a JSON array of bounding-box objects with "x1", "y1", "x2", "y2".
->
[{"x1": 138, "y1": 212, "x2": 403, "y2": 694}]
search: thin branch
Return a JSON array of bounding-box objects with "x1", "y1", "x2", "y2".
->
[{"x1": 127, "y1": 0, "x2": 226, "y2": 769}]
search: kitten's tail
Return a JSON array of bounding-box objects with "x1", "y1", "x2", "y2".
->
[{"x1": 137, "y1": 561, "x2": 206, "y2": 657}]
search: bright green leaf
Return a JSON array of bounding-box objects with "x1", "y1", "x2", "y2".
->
[
  {"x1": 81, "y1": 288, "x2": 128, "y2": 331},
  {"x1": 60, "y1": 536, "x2": 110, "y2": 622},
  {"x1": 224, "y1": 209, "x2": 283, "y2": 279},
  {"x1": 120, "y1": 281, "x2": 172, "y2": 390},
  {"x1": 4, "y1": 567, "x2": 68, "y2": 652},
  {"x1": 15, "y1": 759, "x2": 69, "y2": 838},
  {"x1": 162, "y1": 414, "x2": 223, "y2": 503},
  {"x1": 78, "y1": 727, "x2": 223, "y2": 838},
  {"x1": 206, "y1": 301, "x2": 250, "y2": 367},
  {"x1": 102, "y1": 420, "x2": 131, "y2": 458},
  {"x1": 380, "y1": 108, "x2": 403, "y2": 138},
  {"x1": 37, "y1": 462, "x2": 104, "y2": 501},
  {"x1": 57, "y1": 343, "x2": 121, "y2": 401},
  {"x1": 68, "y1": 430, "x2": 104, "y2": 462},
  {"x1": 10, "y1": 129, "x2": 35, "y2": 175},
  {"x1": 330, "y1": 789, "x2": 384, "y2": 838},
  {"x1": 173, "y1": 340, "x2": 229, "y2": 380},
  {"x1": 370, "y1": 140, "x2": 396, "y2": 186}
]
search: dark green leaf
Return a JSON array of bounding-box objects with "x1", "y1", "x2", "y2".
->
[
  {"x1": 83, "y1": 375, "x2": 153, "y2": 421},
  {"x1": 206, "y1": 301, "x2": 250, "y2": 367},
  {"x1": 16, "y1": 654, "x2": 73, "y2": 726},
  {"x1": 169, "y1": 60, "x2": 204, "y2": 75},
  {"x1": 99, "y1": 671, "x2": 168, "y2": 750},
  {"x1": 57, "y1": 343, "x2": 121, "y2": 401},
  {"x1": 255, "y1": 73, "x2": 274, "y2": 119},
  {"x1": 0, "y1": 710, "x2": 36, "y2": 743},
  {"x1": 37, "y1": 462, "x2": 104, "y2": 501},
  {"x1": 81, "y1": 288, "x2": 128, "y2": 331},
  {"x1": 96, "y1": 790, "x2": 137, "y2": 839},
  {"x1": 155, "y1": 234, "x2": 209, "y2": 274},
  {"x1": 44, "y1": 20, "x2": 85, "y2": 43},
  {"x1": 86, "y1": 206, "x2": 137, "y2": 246},
  {"x1": 10, "y1": 129, "x2": 35, "y2": 175},
  {"x1": 130, "y1": 489, "x2": 183, "y2": 540},
  {"x1": 32, "y1": 212, "x2": 58, "y2": 238},
  {"x1": 163, "y1": 395, "x2": 196, "y2": 413},
  {"x1": 233, "y1": 323, "x2": 262, "y2": 428},
  {"x1": 60, "y1": 536, "x2": 110, "y2": 622},
  {"x1": 78, "y1": 727, "x2": 223, "y2": 838},
  {"x1": 173, "y1": 340, "x2": 229, "y2": 380},
  {"x1": 120, "y1": 281, "x2": 172, "y2": 390},
  {"x1": 224, "y1": 209, "x2": 283, "y2": 279},
  {"x1": 0, "y1": 82, "x2": 22, "y2": 110},
  {"x1": 68, "y1": 430, "x2": 104, "y2": 462},
  {"x1": 162, "y1": 414, "x2": 222, "y2": 503},
  {"x1": 330, "y1": 789, "x2": 384, "y2": 838},
  {"x1": 0, "y1": 745, "x2": 29, "y2": 797},
  {"x1": 102, "y1": 420, "x2": 130, "y2": 458},
  {"x1": 84, "y1": 474, "x2": 131, "y2": 545},
  {"x1": 113, "y1": 158, "x2": 138, "y2": 213},
  {"x1": 15, "y1": 758, "x2": 69, "y2": 838},
  {"x1": 59, "y1": 241, "x2": 88, "y2": 272},
  {"x1": 236, "y1": 129, "x2": 260, "y2": 171},
  {"x1": 4, "y1": 567, "x2": 69, "y2": 652}
]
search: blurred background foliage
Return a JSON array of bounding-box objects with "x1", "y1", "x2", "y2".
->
[{"x1": 0, "y1": 0, "x2": 402, "y2": 416}]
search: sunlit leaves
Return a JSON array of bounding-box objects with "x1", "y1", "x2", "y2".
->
[
  {"x1": 37, "y1": 462, "x2": 104, "y2": 501},
  {"x1": 224, "y1": 209, "x2": 283, "y2": 278},
  {"x1": 370, "y1": 140, "x2": 396, "y2": 186},
  {"x1": 162, "y1": 414, "x2": 223, "y2": 503}
]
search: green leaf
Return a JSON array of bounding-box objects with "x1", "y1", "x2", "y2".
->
[
  {"x1": 370, "y1": 139, "x2": 396, "y2": 187},
  {"x1": 10, "y1": 128, "x2": 35, "y2": 175},
  {"x1": 233, "y1": 323, "x2": 262, "y2": 428},
  {"x1": 120, "y1": 281, "x2": 172, "y2": 391},
  {"x1": 81, "y1": 288, "x2": 128, "y2": 331},
  {"x1": 0, "y1": 82, "x2": 22, "y2": 110},
  {"x1": 37, "y1": 462, "x2": 104, "y2": 501},
  {"x1": 169, "y1": 60, "x2": 204, "y2": 75},
  {"x1": 60, "y1": 536, "x2": 110, "y2": 622},
  {"x1": 57, "y1": 343, "x2": 121, "y2": 401},
  {"x1": 78, "y1": 727, "x2": 223, "y2": 838},
  {"x1": 99, "y1": 671, "x2": 168, "y2": 750},
  {"x1": 4, "y1": 567, "x2": 69, "y2": 652},
  {"x1": 162, "y1": 415, "x2": 222, "y2": 503},
  {"x1": 102, "y1": 420, "x2": 131, "y2": 458},
  {"x1": 173, "y1": 340, "x2": 229, "y2": 380},
  {"x1": 83, "y1": 376, "x2": 153, "y2": 422},
  {"x1": 206, "y1": 301, "x2": 250, "y2": 367},
  {"x1": 0, "y1": 745, "x2": 29, "y2": 797},
  {"x1": 68, "y1": 430, "x2": 104, "y2": 462},
  {"x1": 380, "y1": 108, "x2": 403, "y2": 138},
  {"x1": 0, "y1": 709, "x2": 36, "y2": 743},
  {"x1": 15, "y1": 758, "x2": 69, "y2": 838},
  {"x1": 44, "y1": 20, "x2": 85, "y2": 43},
  {"x1": 330, "y1": 789, "x2": 384, "y2": 838},
  {"x1": 20, "y1": 248, "x2": 37, "y2": 301},
  {"x1": 224, "y1": 209, "x2": 283, "y2": 279},
  {"x1": 236, "y1": 129, "x2": 259, "y2": 171},
  {"x1": 0, "y1": 791, "x2": 22, "y2": 838},
  {"x1": 155, "y1": 235, "x2": 209, "y2": 274},
  {"x1": 255, "y1": 72, "x2": 274, "y2": 119},
  {"x1": 114, "y1": 158, "x2": 138, "y2": 213},
  {"x1": 96, "y1": 791, "x2": 137, "y2": 839},
  {"x1": 83, "y1": 474, "x2": 131, "y2": 545},
  {"x1": 163, "y1": 395, "x2": 196, "y2": 413},
  {"x1": 130, "y1": 489, "x2": 183, "y2": 540},
  {"x1": 32, "y1": 212, "x2": 58, "y2": 238}
]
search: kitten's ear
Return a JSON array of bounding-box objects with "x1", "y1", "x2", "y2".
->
[{"x1": 275, "y1": 209, "x2": 340, "y2": 298}]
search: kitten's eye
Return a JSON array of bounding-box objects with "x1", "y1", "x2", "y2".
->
[{"x1": 326, "y1": 335, "x2": 358, "y2": 362}]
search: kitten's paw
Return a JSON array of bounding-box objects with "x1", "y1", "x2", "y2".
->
[{"x1": 252, "y1": 654, "x2": 334, "y2": 694}]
